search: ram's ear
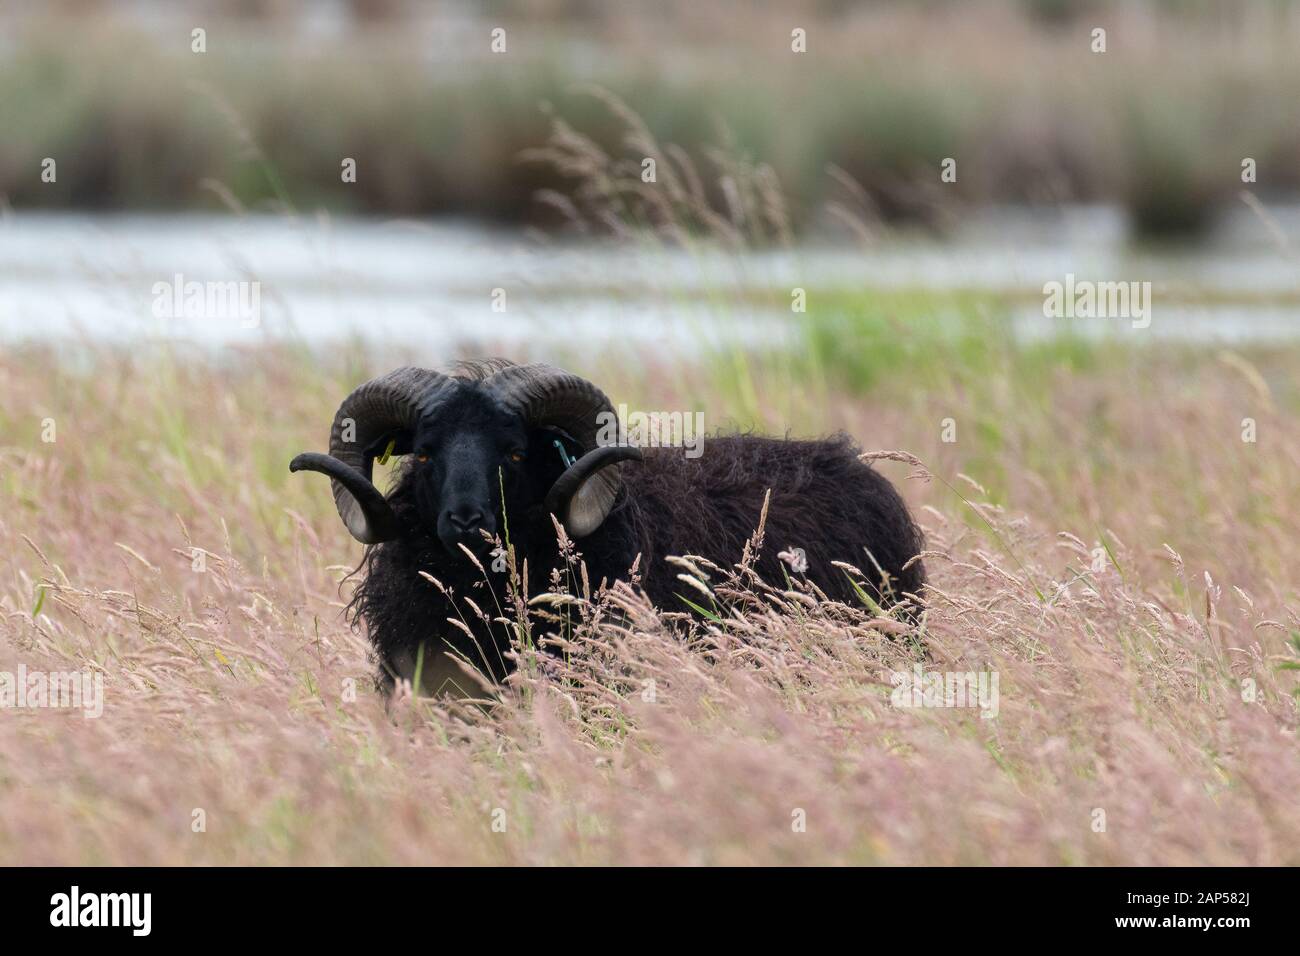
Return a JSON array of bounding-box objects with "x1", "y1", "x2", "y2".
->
[
  {"x1": 362, "y1": 429, "x2": 415, "y2": 467},
  {"x1": 545, "y1": 445, "x2": 642, "y2": 537}
]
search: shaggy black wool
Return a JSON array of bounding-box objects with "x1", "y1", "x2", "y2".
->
[{"x1": 349, "y1": 431, "x2": 925, "y2": 690}]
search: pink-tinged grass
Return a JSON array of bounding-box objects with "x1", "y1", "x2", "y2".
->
[{"x1": 0, "y1": 343, "x2": 1297, "y2": 865}]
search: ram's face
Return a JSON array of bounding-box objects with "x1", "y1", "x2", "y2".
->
[
  {"x1": 289, "y1": 363, "x2": 641, "y2": 550},
  {"x1": 408, "y1": 388, "x2": 583, "y2": 556}
]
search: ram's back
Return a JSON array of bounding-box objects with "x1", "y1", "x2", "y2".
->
[{"x1": 621, "y1": 433, "x2": 925, "y2": 609}]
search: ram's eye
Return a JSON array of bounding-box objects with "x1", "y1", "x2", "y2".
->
[
  {"x1": 415, "y1": 453, "x2": 429, "y2": 463},
  {"x1": 509, "y1": 451, "x2": 525, "y2": 463}
]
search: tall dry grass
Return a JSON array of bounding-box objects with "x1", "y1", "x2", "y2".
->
[{"x1": 1, "y1": 343, "x2": 1297, "y2": 865}]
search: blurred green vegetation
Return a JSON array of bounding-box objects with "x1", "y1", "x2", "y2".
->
[
  {"x1": 690, "y1": 285, "x2": 1100, "y2": 418},
  {"x1": 799, "y1": 289, "x2": 1095, "y2": 393},
  {"x1": 2, "y1": 3, "x2": 1299, "y2": 237}
]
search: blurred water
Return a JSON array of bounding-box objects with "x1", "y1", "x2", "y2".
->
[{"x1": 0, "y1": 208, "x2": 1297, "y2": 356}]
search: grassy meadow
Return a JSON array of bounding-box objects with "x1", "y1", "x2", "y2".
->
[
  {"x1": 3, "y1": 0, "x2": 1299, "y2": 870},
  {"x1": 2, "y1": 304, "x2": 1298, "y2": 864}
]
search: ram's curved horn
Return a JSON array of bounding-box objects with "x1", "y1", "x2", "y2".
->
[
  {"x1": 543, "y1": 444, "x2": 643, "y2": 538},
  {"x1": 289, "y1": 367, "x2": 449, "y2": 544},
  {"x1": 488, "y1": 363, "x2": 634, "y2": 536}
]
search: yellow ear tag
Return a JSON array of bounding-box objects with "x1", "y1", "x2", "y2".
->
[{"x1": 376, "y1": 438, "x2": 396, "y2": 466}]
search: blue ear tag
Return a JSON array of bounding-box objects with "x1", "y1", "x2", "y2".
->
[{"x1": 553, "y1": 438, "x2": 576, "y2": 469}]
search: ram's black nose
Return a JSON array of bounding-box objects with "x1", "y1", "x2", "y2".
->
[
  {"x1": 438, "y1": 506, "x2": 496, "y2": 557},
  {"x1": 446, "y1": 508, "x2": 486, "y2": 534}
]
